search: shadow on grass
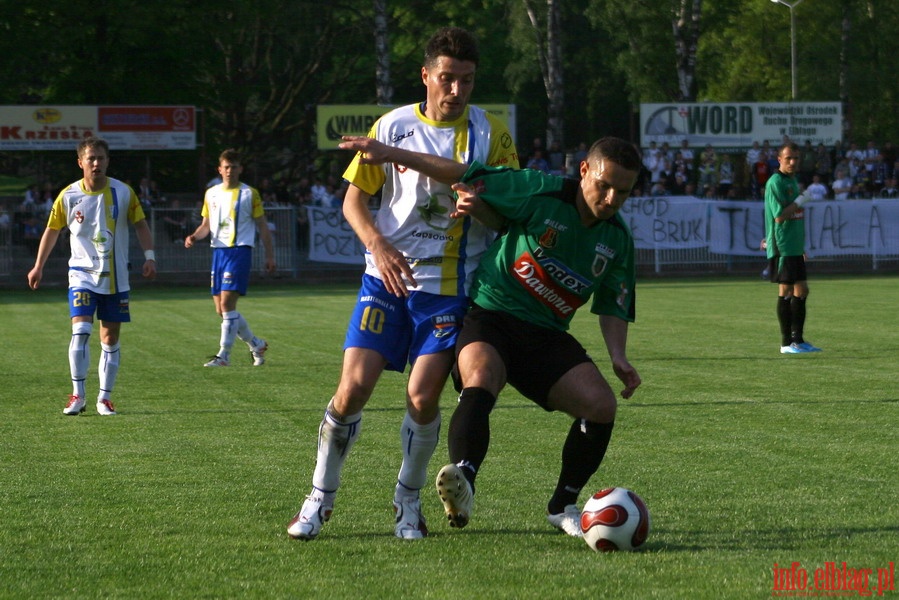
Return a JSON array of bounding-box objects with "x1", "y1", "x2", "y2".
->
[
  {"x1": 645, "y1": 524, "x2": 899, "y2": 552},
  {"x1": 626, "y1": 397, "x2": 899, "y2": 407}
]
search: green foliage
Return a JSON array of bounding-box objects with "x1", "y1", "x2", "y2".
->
[
  {"x1": 2, "y1": 0, "x2": 899, "y2": 185},
  {"x1": 1, "y1": 278, "x2": 897, "y2": 598}
]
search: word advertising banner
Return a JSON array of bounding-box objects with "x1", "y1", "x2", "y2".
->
[
  {"x1": 640, "y1": 102, "x2": 842, "y2": 149},
  {"x1": 0, "y1": 105, "x2": 196, "y2": 150}
]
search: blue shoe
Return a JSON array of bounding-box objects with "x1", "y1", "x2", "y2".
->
[
  {"x1": 780, "y1": 343, "x2": 803, "y2": 354},
  {"x1": 797, "y1": 342, "x2": 822, "y2": 352}
]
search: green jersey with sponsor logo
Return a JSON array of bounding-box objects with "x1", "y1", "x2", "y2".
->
[
  {"x1": 764, "y1": 170, "x2": 805, "y2": 258},
  {"x1": 461, "y1": 162, "x2": 636, "y2": 332}
]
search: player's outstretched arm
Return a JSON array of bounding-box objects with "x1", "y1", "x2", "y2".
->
[
  {"x1": 450, "y1": 182, "x2": 505, "y2": 231},
  {"x1": 339, "y1": 136, "x2": 468, "y2": 184}
]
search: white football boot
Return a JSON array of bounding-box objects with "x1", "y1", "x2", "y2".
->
[
  {"x1": 436, "y1": 464, "x2": 473, "y2": 529},
  {"x1": 250, "y1": 340, "x2": 268, "y2": 366},
  {"x1": 96, "y1": 399, "x2": 117, "y2": 416},
  {"x1": 393, "y1": 497, "x2": 428, "y2": 539},
  {"x1": 287, "y1": 495, "x2": 333, "y2": 540},
  {"x1": 547, "y1": 504, "x2": 583, "y2": 537},
  {"x1": 63, "y1": 395, "x2": 86, "y2": 416}
]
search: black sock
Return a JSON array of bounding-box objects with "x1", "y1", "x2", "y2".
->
[
  {"x1": 777, "y1": 296, "x2": 792, "y2": 346},
  {"x1": 547, "y1": 419, "x2": 614, "y2": 515},
  {"x1": 790, "y1": 295, "x2": 807, "y2": 344},
  {"x1": 447, "y1": 387, "x2": 497, "y2": 490}
]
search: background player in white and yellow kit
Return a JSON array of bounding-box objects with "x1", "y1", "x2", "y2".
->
[
  {"x1": 288, "y1": 27, "x2": 519, "y2": 541},
  {"x1": 27, "y1": 136, "x2": 157, "y2": 416},
  {"x1": 185, "y1": 149, "x2": 275, "y2": 367}
]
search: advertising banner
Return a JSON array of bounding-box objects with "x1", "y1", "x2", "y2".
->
[
  {"x1": 0, "y1": 105, "x2": 196, "y2": 150},
  {"x1": 316, "y1": 104, "x2": 516, "y2": 150},
  {"x1": 640, "y1": 102, "x2": 842, "y2": 149}
]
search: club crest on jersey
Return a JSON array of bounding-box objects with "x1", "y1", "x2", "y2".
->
[
  {"x1": 431, "y1": 313, "x2": 458, "y2": 339},
  {"x1": 592, "y1": 242, "x2": 616, "y2": 277},
  {"x1": 539, "y1": 227, "x2": 559, "y2": 249},
  {"x1": 75, "y1": 210, "x2": 84, "y2": 224}
]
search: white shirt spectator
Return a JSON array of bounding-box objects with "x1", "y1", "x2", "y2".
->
[
  {"x1": 806, "y1": 180, "x2": 829, "y2": 201},
  {"x1": 832, "y1": 175, "x2": 853, "y2": 201}
]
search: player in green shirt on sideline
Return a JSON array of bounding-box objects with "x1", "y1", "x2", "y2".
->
[
  {"x1": 763, "y1": 142, "x2": 822, "y2": 355},
  {"x1": 339, "y1": 134, "x2": 643, "y2": 538}
]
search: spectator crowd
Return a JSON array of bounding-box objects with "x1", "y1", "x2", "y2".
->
[
  {"x1": 632, "y1": 137, "x2": 899, "y2": 201},
  {"x1": 5, "y1": 136, "x2": 899, "y2": 260}
]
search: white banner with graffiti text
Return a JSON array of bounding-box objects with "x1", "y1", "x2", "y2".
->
[
  {"x1": 305, "y1": 205, "x2": 369, "y2": 264},
  {"x1": 306, "y1": 200, "x2": 899, "y2": 264},
  {"x1": 706, "y1": 199, "x2": 899, "y2": 257}
]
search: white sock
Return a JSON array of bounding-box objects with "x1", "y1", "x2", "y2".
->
[
  {"x1": 219, "y1": 311, "x2": 239, "y2": 359},
  {"x1": 235, "y1": 313, "x2": 259, "y2": 348},
  {"x1": 395, "y1": 411, "x2": 441, "y2": 500},
  {"x1": 98, "y1": 342, "x2": 120, "y2": 401},
  {"x1": 69, "y1": 322, "x2": 92, "y2": 398},
  {"x1": 311, "y1": 406, "x2": 362, "y2": 493}
]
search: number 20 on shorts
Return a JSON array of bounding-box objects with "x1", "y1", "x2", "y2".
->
[{"x1": 72, "y1": 291, "x2": 92, "y2": 308}]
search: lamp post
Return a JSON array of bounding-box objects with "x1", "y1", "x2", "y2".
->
[{"x1": 770, "y1": 0, "x2": 804, "y2": 100}]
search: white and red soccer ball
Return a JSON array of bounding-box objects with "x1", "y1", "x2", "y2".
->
[{"x1": 580, "y1": 487, "x2": 651, "y2": 552}]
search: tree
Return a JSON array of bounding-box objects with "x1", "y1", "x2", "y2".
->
[
  {"x1": 4, "y1": 0, "x2": 899, "y2": 191},
  {"x1": 373, "y1": 0, "x2": 393, "y2": 106},
  {"x1": 523, "y1": 0, "x2": 566, "y2": 147},
  {"x1": 673, "y1": 0, "x2": 702, "y2": 101},
  {"x1": 187, "y1": 1, "x2": 373, "y2": 182}
]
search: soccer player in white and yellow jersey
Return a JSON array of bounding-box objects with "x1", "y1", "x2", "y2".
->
[
  {"x1": 27, "y1": 136, "x2": 157, "y2": 416},
  {"x1": 288, "y1": 27, "x2": 519, "y2": 541},
  {"x1": 185, "y1": 149, "x2": 275, "y2": 367}
]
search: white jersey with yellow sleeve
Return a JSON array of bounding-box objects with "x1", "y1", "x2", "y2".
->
[
  {"x1": 342, "y1": 102, "x2": 519, "y2": 296},
  {"x1": 46, "y1": 177, "x2": 146, "y2": 294},
  {"x1": 202, "y1": 183, "x2": 265, "y2": 248}
]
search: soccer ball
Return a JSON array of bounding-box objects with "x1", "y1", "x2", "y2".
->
[{"x1": 580, "y1": 487, "x2": 651, "y2": 552}]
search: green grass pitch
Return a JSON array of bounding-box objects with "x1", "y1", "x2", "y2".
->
[{"x1": 1, "y1": 276, "x2": 896, "y2": 599}]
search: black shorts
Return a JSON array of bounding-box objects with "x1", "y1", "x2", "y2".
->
[
  {"x1": 769, "y1": 255, "x2": 807, "y2": 284},
  {"x1": 455, "y1": 305, "x2": 592, "y2": 409}
]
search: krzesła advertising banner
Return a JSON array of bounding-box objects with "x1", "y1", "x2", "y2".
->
[
  {"x1": 0, "y1": 105, "x2": 196, "y2": 150},
  {"x1": 306, "y1": 199, "x2": 899, "y2": 264},
  {"x1": 640, "y1": 102, "x2": 842, "y2": 149}
]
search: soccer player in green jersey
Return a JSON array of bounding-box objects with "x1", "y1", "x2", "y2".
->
[
  {"x1": 339, "y1": 134, "x2": 643, "y2": 537},
  {"x1": 764, "y1": 142, "x2": 822, "y2": 354}
]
